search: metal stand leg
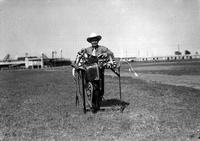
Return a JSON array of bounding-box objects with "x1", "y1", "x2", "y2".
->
[
  {"x1": 111, "y1": 66, "x2": 122, "y2": 100},
  {"x1": 118, "y1": 66, "x2": 121, "y2": 100},
  {"x1": 81, "y1": 71, "x2": 86, "y2": 113}
]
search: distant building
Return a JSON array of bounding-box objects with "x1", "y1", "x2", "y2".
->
[
  {"x1": 25, "y1": 57, "x2": 43, "y2": 69},
  {"x1": 0, "y1": 54, "x2": 71, "y2": 70},
  {"x1": 116, "y1": 54, "x2": 200, "y2": 63}
]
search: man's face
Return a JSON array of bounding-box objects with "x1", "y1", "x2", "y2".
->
[{"x1": 90, "y1": 38, "x2": 99, "y2": 47}]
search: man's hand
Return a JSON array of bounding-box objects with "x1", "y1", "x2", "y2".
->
[
  {"x1": 102, "y1": 53, "x2": 108, "y2": 58},
  {"x1": 98, "y1": 53, "x2": 107, "y2": 58},
  {"x1": 107, "y1": 59, "x2": 118, "y2": 69},
  {"x1": 72, "y1": 68, "x2": 76, "y2": 77},
  {"x1": 105, "y1": 59, "x2": 113, "y2": 68}
]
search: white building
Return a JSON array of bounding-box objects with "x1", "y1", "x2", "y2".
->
[{"x1": 25, "y1": 57, "x2": 43, "y2": 69}]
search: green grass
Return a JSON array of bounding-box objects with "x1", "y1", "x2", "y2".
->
[{"x1": 0, "y1": 66, "x2": 200, "y2": 140}]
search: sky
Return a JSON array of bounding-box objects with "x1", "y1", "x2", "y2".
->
[{"x1": 0, "y1": 0, "x2": 200, "y2": 60}]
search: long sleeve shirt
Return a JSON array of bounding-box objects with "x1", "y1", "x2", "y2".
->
[
  {"x1": 74, "y1": 45, "x2": 114, "y2": 65},
  {"x1": 79, "y1": 45, "x2": 114, "y2": 58}
]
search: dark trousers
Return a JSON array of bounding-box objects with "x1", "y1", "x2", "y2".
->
[{"x1": 99, "y1": 69, "x2": 104, "y2": 97}]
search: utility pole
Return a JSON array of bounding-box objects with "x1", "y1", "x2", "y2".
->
[
  {"x1": 55, "y1": 51, "x2": 57, "y2": 58},
  {"x1": 52, "y1": 51, "x2": 54, "y2": 59},
  {"x1": 138, "y1": 48, "x2": 140, "y2": 58},
  {"x1": 178, "y1": 44, "x2": 180, "y2": 52},
  {"x1": 60, "y1": 49, "x2": 62, "y2": 59},
  {"x1": 126, "y1": 48, "x2": 127, "y2": 61}
]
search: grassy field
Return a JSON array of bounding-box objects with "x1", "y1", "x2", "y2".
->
[{"x1": 0, "y1": 62, "x2": 200, "y2": 140}]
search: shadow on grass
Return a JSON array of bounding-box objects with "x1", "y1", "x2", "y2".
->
[{"x1": 100, "y1": 98, "x2": 130, "y2": 112}]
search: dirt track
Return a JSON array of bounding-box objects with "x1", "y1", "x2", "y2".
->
[
  {"x1": 106, "y1": 61, "x2": 200, "y2": 90},
  {"x1": 106, "y1": 72, "x2": 200, "y2": 90},
  {"x1": 139, "y1": 73, "x2": 200, "y2": 90}
]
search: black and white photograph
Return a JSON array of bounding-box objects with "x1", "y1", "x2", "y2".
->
[{"x1": 0, "y1": 0, "x2": 200, "y2": 140}]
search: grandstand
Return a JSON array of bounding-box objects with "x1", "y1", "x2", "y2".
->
[{"x1": 0, "y1": 53, "x2": 71, "y2": 70}]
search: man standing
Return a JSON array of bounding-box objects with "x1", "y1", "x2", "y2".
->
[{"x1": 74, "y1": 33, "x2": 115, "y2": 111}]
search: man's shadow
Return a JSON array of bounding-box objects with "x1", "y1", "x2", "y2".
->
[{"x1": 100, "y1": 98, "x2": 129, "y2": 112}]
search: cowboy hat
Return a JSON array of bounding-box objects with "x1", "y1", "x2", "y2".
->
[{"x1": 87, "y1": 33, "x2": 102, "y2": 43}]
